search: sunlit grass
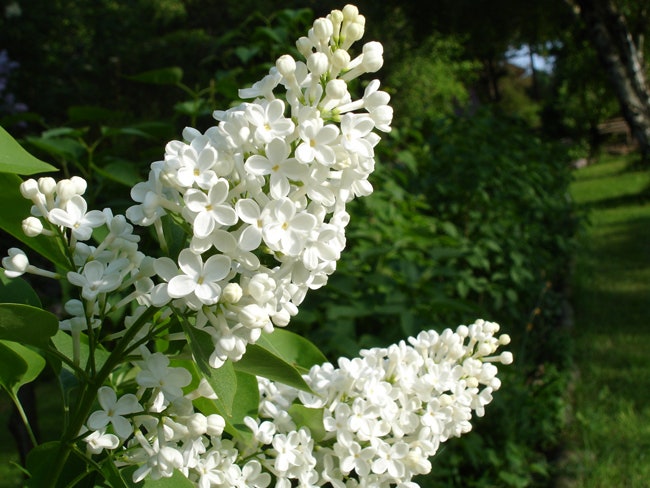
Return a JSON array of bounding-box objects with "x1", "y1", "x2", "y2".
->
[{"x1": 560, "y1": 153, "x2": 650, "y2": 487}]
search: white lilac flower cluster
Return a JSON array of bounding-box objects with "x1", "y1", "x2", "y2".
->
[
  {"x1": 0, "y1": 5, "x2": 513, "y2": 487},
  {"x1": 82, "y1": 320, "x2": 511, "y2": 486},
  {"x1": 123, "y1": 3, "x2": 392, "y2": 368}
]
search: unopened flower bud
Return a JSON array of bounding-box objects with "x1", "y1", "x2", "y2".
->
[
  {"x1": 206, "y1": 414, "x2": 225, "y2": 436},
  {"x1": 313, "y1": 18, "x2": 333, "y2": 41},
  {"x1": 22, "y1": 216, "x2": 43, "y2": 237},
  {"x1": 70, "y1": 176, "x2": 87, "y2": 195},
  {"x1": 362, "y1": 41, "x2": 384, "y2": 73},
  {"x1": 20, "y1": 179, "x2": 40, "y2": 199},
  {"x1": 296, "y1": 37, "x2": 313, "y2": 58},
  {"x1": 38, "y1": 177, "x2": 57, "y2": 196},
  {"x1": 222, "y1": 282, "x2": 243, "y2": 304},
  {"x1": 56, "y1": 179, "x2": 77, "y2": 202},
  {"x1": 307, "y1": 52, "x2": 329, "y2": 77},
  {"x1": 276, "y1": 55, "x2": 296, "y2": 78},
  {"x1": 326, "y1": 79, "x2": 348, "y2": 100},
  {"x1": 500, "y1": 351, "x2": 514, "y2": 365},
  {"x1": 331, "y1": 49, "x2": 350, "y2": 72},
  {"x1": 342, "y1": 4, "x2": 359, "y2": 21},
  {"x1": 186, "y1": 413, "x2": 208, "y2": 437}
]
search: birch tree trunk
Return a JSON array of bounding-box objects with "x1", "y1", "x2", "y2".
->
[{"x1": 572, "y1": 0, "x2": 650, "y2": 161}]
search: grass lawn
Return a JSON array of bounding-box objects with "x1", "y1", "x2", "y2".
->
[{"x1": 560, "y1": 153, "x2": 650, "y2": 487}]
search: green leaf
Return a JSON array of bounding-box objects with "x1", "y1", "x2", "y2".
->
[
  {"x1": 0, "y1": 339, "x2": 46, "y2": 396},
  {"x1": 288, "y1": 404, "x2": 327, "y2": 442},
  {"x1": 25, "y1": 135, "x2": 86, "y2": 161},
  {"x1": 0, "y1": 269, "x2": 42, "y2": 307},
  {"x1": 0, "y1": 126, "x2": 58, "y2": 175},
  {"x1": 50, "y1": 329, "x2": 110, "y2": 373},
  {"x1": 25, "y1": 441, "x2": 90, "y2": 487},
  {"x1": 191, "y1": 369, "x2": 258, "y2": 443},
  {"x1": 94, "y1": 158, "x2": 143, "y2": 187},
  {"x1": 229, "y1": 370, "x2": 260, "y2": 430},
  {"x1": 179, "y1": 322, "x2": 236, "y2": 417},
  {"x1": 126, "y1": 67, "x2": 183, "y2": 85},
  {"x1": 233, "y1": 343, "x2": 312, "y2": 392},
  {"x1": 256, "y1": 328, "x2": 327, "y2": 372},
  {"x1": 0, "y1": 173, "x2": 69, "y2": 268},
  {"x1": 0, "y1": 303, "x2": 58, "y2": 347}
]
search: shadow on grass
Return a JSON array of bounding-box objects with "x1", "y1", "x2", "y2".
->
[{"x1": 578, "y1": 186, "x2": 650, "y2": 210}]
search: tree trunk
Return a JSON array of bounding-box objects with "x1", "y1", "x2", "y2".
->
[{"x1": 572, "y1": 0, "x2": 650, "y2": 162}]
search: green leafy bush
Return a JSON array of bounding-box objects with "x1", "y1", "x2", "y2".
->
[{"x1": 294, "y1": 109, "x2": 577, "y2": 486}]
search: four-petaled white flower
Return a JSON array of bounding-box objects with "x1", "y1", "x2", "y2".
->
[
  {"x1": 262, "y1": 198, "x2": 317, "y2": 256},
  {"x1": 167, "y1": 249, "x2": 231, "y2": 305},
  {"x1": 87, "y1": 386, "x2": 143, "y2": 439},
  {"x1": 184, "y1": 179, "x2": 238, "y2": 239},
  {"x1": 48, "y1": 194, "x2": 105, "y2": 241},
  {"x1": 245, "y1": 139, "x2": 306, "y2": 199},
  {"x1": 67, "y1": 259, "x2": 129, "y2": 300},
  {"x1": 246, "y1": 99, "x2": 295, "y2": 144},
  {"x1": 295, "y1": 116, "x2": 339, "y2": 165},
  {"x1": 136, "y1": 352, "x2": 192, "y2": 401}
]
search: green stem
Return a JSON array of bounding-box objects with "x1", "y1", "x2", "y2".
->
[
  {"x1": 10, "y1": 393, "x2": 38, "y2": 448},
  {"x1": 47, "y1": 306, "x2": 160, "y2": 487}
]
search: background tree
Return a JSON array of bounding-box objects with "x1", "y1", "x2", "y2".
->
[{"x1": 568, "y1": 0, "x2": 650, "y2": 161}]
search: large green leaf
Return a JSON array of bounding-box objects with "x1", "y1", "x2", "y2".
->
[
  {"x1": 0, "y1": 126, "x2": 58, "y2": 175},
  {"x1": 0, "y1": 339, "x2": 46, "y2": 396},
  {"x1": 0, "y1": 269, "x2": 42, "y2": 307},
  {"x1": 25, "y1": 441, "x2": 88, "y2": 488},
  {"x1": 256, "y1": 328, "x2": 327, "y2": 373},
  {"x1": 288, "y1": 404, "x2": 327, "y2": 442},
  {"x1": 0, "y1": 172, "x2": 69, "y2": 268},
  {"x1": 233, "y1": 343, "x2": 312, "y2": 392},
  {"x1": 180, "y1": 322, "x2": 236, "y2": 417},
  {"x1": 0, "y1": 303, "x2": 58, "y2": 347}
]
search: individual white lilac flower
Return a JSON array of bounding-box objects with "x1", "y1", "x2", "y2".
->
[
  {"x1": 167, "y1": 249, "x2": 232, "y2": 305},
  {"x1": 135, "y1": 351, "x2": 192, "y2": 401},
  {"x1": 131, "y1": 433, "x2": 185, "y2": 482},
  {"x1": 239, "y1": 459, "x2": 272, "y2": 488},
  {"x1": 245, "y1": 139, "x2": 306, "y2": 199},
  {"x1": 340, "y1": 113, "x2": 375, "y2": 159},
  {"x1": 47, "y1": 194, "x2": 105, "y2": 241},
  {"x1": 238, "y1": 70, "x2": 282, "y2": 100},
  {"x1": 175, "y1": 143, "x2": 219, "y2": 190},
  {"x1": 371, "y1": 440, "x2": 409, "y2": 479},
  {"x1": 262, "y1": 198, "x2": 318, "y2": 256},
  {"x1": 184, "y1": 179, "x2": 238, "y2": 239},
  {"x1": 87, "y1": 386, "x2": 143, "y2": 439},
  {"x1": 67, "y1": 259, "x2": 129, "y2": 300},
  {"x1": 294, "y1": 116, "x2": 339, "y2": 166},
  {"x1": 81, "y1": 426, "x2": 119, "y2": 455},
  {"x1": 2, "y1": 247, "x2": 29, "y2": 278},
  {"x1": 245, "y1": 99, "x2": 295, "y2": 144},
  {"x1": 195, "y1": 451, "x2": 226, "y2": 488}
]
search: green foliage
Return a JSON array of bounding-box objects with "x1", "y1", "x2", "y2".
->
[
  {"x1": 387, "y1": 35, "x2": 479, "y2": 122},
  {"x1": 294, "y1": 108, "x2": 576, "y2": 486}
]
